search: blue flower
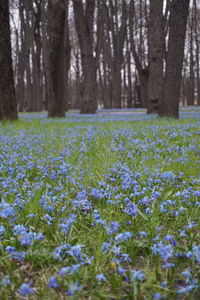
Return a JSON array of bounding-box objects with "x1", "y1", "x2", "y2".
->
[
  {"x1": 192, "y1": 245, "x2": 200, "y2": 263},
  {"x1": 18, "y1": 283, "x2": 35, "y2": 296},
  {"x1": 0, "y1": 225, "x2": 6, "y2": 236},
  {"x1": 58, "y1": 267, "x2": 70, "y2": 276},
  {"x1": 102, "y1": 242, "x2": 111, "y2": 254},
  {"x1": 118, "y1": 266, "x2": 126, "y2": 275},
  {"x1": 106, "y1": 221, "x2": 121, "y2": 235},
  {"x1": 123, "y1": 202, "x2": 138, "y2": 216},
  {"x1": 153, "y1": 292, "x2": 163, "y2": 299},
  {"x1": 161, "y1": 281, "x2": 167, "y2": 287},
  {"x1": 59, "y1": 214, "x2": 77, "y2": 234},
  {"x1": 96, "y1": 273, "x2": 107, "y2": 282},
  {"x1": 161, "y1": 262, "x2": 175, "y2": 269},
  {"x1": 5, "y1": 246, "x2": 26, "y2": 262},
  {"x1": 115, "y1": 232, "x2": 133, "y2": 243},
  {"x1": 0, "y1": 275, "x2": 11, "y2": 287},
  {"x1": 151, "y1": 241, "x2": 174, "y2": 261},
  {"x1": 66, "y1": 281, "x2": 83, "y2": 296},
  {"x1": 138, "y1": 231, "x2": 148, "y2": 238},
  {"x1": 130, "y1": 270, "x2": 145, "y2": 281},
  {"x1": 160, "y1": 171, "x2": 175, "y2": 180},
  {"x1": 48, "y1": 276, "x2": 59, "y2": 288},
  {"x1": 177, "y1": 284, "x2": 197, "y2": 294},
  {"x1": 0, "y1": 201, "x2": 16, "y2": 218}
]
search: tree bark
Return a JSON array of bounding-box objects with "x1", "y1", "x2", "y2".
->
[
  {"x1": 161, "y1": 0, "x2": 190, "y2": 118},
  {"x1": 48, "y1": 0, "x2": 69, "y2": 118},
  {"x1": 148, "y1": 0, "x2": 164, "y2": 113},
  {"x1": 0, "y1": 0, "x2": 18, "y2": 120},
  {"x1": 187, "y1": 4, "x2": 195, "y2": 106},
  {"x1": 72, "y1": 0, "x2": 97, "y2": 114},
  {"x1": 194, "y1": 0, "x2": 200, "y2": 106}
]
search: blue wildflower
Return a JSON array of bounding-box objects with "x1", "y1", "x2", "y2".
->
[
  {"x1": 130, "y1": 270, "x2": 145, "y2": 281},
  {"x1": 67, "y1": 281, "x2": 83, "y2": 296},
  {"x1": 0, "y1": 275, "x2": 11, "y2": 287},
  {"x1": 106, "y1": 221, "x2": 121, "y2": 235},
  {"x1": 123, "y1": 202, "x2": 138, "y2": 216},
  {"x1": 115, "y1": 232, "x2": 133, "y2": 243},
  {"x1": 18, "y1": 283, "x2": 35, "y2": 296},
  {"x1": 96, "y1": 273, "x2": 107, "y2": 282},
  {"x1": 48, "y1": 276, "x2": 59, "y2": 288},
  {"x1": 102, "y1": 242, "x2": 111, "y2": 254},
  {"x1": 192, "y1": 245, "x2": 200, "y2": 263}
]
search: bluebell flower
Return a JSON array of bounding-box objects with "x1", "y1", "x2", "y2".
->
[
  {"x1": 66, "y1": 281, "x2": 83, "y2": 296},
  {"x1": 13, "y1": 225, "x2": 27, "y2": 236},
  {"x1": 0, "y1": 275, "x2": 11, "y2": 287},
  {"x1": 145, "y1": 207, "x2": 152, "y2": 215},
  {"x1": 126, "y1": 220, "x2": 132, "y2": 225},
  {"x1": 102, "y1": 242, "x2": 111, "y2": 254},
  {"x1": 58, "y1": 267, "x2": 70, "y2": 276},
  {"x1": 44, "y1": 214, "x2": 55, "y2": 224},
  {"x1": 161, "y1": 281, "x2": 167, "y2": 287},
  {"x1": 184, "y1": 221, "x2": 197, "y2": 229},
  {"x1": 26, "y1": 213, "x2": 35, "y2": 218},
  {"x1": 120, "y1": 253, "x2": 132, "y2": 262},
  {"x1": 18, "y1": 283, "x2": 35, "y2": 296},
  {"x1": 179, "y1": 230, "x2": 188, "y2": 237},
  {"x1": 151, "y1": 241, "x2": 174, "y2": 261},
  {"x1": 160, "y1": 171, "x2": 175, "y2": 180},
  {"x1": 115, "y1": 232, "x2": 133, "y2": 243},
  {"x1": 118, "y1": 266, "x2": 126, "y2": 275},
  {"x1": 138, "y1": 231, "x2": 148, "y2": 238},
  {"x1": 192, "y1": 245, "x2": 200, "y2": 263},
  {"x1": 69, "y1": 264, "x2": 81, "y2": 274},
  {"x1": 67, "y1": 245, "x2": 85, "y2": 261},
  {"x1": 112, "y1": 245, "x2": 121, "y2": 255},
  {"x1": 52, "y1": 243, "x2": 71, "y2": 260},
  {"x1": 164, "y1": 234, "x2": 174, "y2": 241},
  {"x1": 106, "y1": 221, "x2": 121, "y2": 235},
  {"x1": 153, "y1": 293, "x2": 163, "y2": 299},
  {"x1": 177, "y1": 284, "x2": 197, "y2": 294},
  {"x1": 96, "y1": 273, "x2": 107, "y2": 282},
  {"x1": 0, "y1": 225, "x2": 6, "y2": 236},
  {"x1": 123, "y1": 202, "x2": 138, "y2": 216},
  {"x1": 48, "y1": 276, "x2": 59, "y2": 288},
  {"x1": 130, "y1": 270, "x2": 145, "y2": 281},
  {"x1": 0, "y1": 201, "x2": 16, "y2": 218},
  {"x1": 59, "y1": 214, "x2": 77, "y2": 234},
  {"x1": 186, "y1": 251, "x2": 194, "y2": 259},
  {"x1": 161, "y1": 262, "x2": 175, "y2": 269},
  {"x1": 5, "y1": 246, "x2": 26, "y2": 262},
  {"x1": 81, "y1": 255, "x2": 94, "y2": 265}
]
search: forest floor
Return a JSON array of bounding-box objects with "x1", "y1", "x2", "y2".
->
[{"x1": 0, "y1": 107, "x2": 200, "y2": 299}]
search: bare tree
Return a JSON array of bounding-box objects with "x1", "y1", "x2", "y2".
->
[
  {"x1": 194, "y1": 0, "x2": 200, "y2": 106},
  {"x1": 148, "y1": 0, "x2": 164, "y2": 113},
  {"x1": 72, "y1": 0, "x2": 97, "y2": 114},
  {"x1": 0, "y1": 0, "x2": 18, "y2": 120},
  {"x1": 161, "y1": 0, "x2": 190, "y2": 118},
  {"x1": 48, "y1": 0, "x2": 70, "y2": 118}
]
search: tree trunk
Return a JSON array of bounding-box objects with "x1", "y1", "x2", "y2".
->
[
  {"x1": 127, "y1": 47, "x2": 133, "y2": 108},
  {"x1": 23, "y1": 0, "x2": 33, "y2": 112},
  {"x1": 81, "y1": 55, "x2": 97, "y2": 114},
  {"x1": 194, "y1": 0, "x2": 200, "y2": 106},
  {"x1": 72, "y1": 0, "x2": 97, "y2": 114},
  {"x1": 0, "y1": 0, "x2": 18, "y2": 120},
  {"x1": 148, "y1": 0, "x2": 164, "y2": 113},
  {"x1": 187, "y1": 4, "x2": 195, "y2": 106},
  {"x1": 48, "y1": 0, "x2": 69, "y2": 118},
  {"x1": 32, "y1": 0, "x2": 43, "y2": 111},
  {"x1": 161, "y1": 0, "x2": 190, "y2": 118}
]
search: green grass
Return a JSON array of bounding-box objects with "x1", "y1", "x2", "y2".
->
[{"x1": 0, "y1": 114, "x2": 200, "y2": 299}]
